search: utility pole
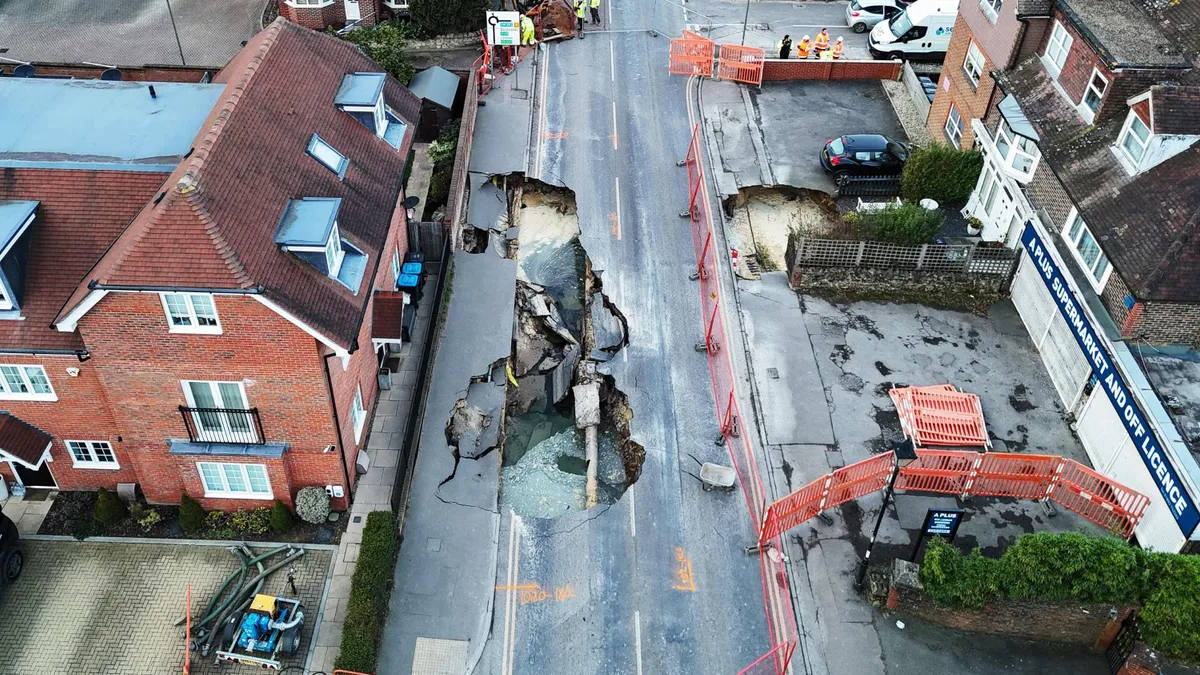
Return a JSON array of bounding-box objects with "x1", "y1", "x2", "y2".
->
[{"x1": 740, "y1": 0, "x2": 751, "y2": 45}]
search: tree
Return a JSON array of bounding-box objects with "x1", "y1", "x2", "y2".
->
[
  {"x1": 333, "y1": 23, "x2": 416, "y2": 85},
  {"x1": 409, "y1": 0, "x2": 489, "y2": 38}
]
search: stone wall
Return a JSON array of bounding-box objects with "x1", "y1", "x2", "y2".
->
[{"x1": 886, "y1": 560, "x2": 1136, "y2": 648}]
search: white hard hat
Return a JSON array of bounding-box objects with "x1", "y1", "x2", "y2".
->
[
  {"x1": 836, "y1": 36, "x2": 844, "y2": 42},
  {"x1": 802, "y1": 35, "x2": 810, "y2": 40}
]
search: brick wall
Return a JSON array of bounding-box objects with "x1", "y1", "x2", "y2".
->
[
  {"x1": 1049, "y1": 12, "x2": 1104, "y2": 106},
  {"x1": 1016, "y1": 19, "x2": 1051, "y2": 63},
  {"x1": 760, "y1": 59, "x2": 901, "y2": 82},
  {"x1": 959, "y1": 0, "x2": 1025, "y2": 69},
  {"x1": 278, "y1": 0, "x2": 346, "y2": 30},
  {"x1": 1127, "y1": 301, "x2": 1200, "y2": 346},
  {"x1": 77, "y1": 292, "x2": 338, "y2": 509},
  {"x1": 0, "y1": 64, "x2": 212, "y2": 82},
  {"x1": 0, "y1": 354, "x2": 137, "y2": 493},
  {"x1": 447, "y1": 68, "x2": 480, "y2": 247},
  {"x1": 1101, "y1": 267, "x2": 1136, "y2": 330},
  {"x1": 926, "y1": 15, "x2": 997, "y2": 149},
  {"x1": 886, "y1": 560, "x2": 1136, "y2": 647}
]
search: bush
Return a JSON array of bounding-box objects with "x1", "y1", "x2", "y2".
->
[
  {"x1": 331, "y1": 23, "x2": 416, "y2": 85},
  {"x1": 335, "y1": 511, "x2": 397, "y2": 673},
  {"x1": 919, "y1": 538, "x2": 999, "y2": 610},
  {"x1": 271, "y1": 500, "x2": 294, "y2": 534},
  {"x1": 901, "y1": 143, "x2": 984, "y2": 204},
  {"x1": 1139, "y1": 553, "x2": 1200, "y2": 663},
  {"x1": 205, "y1": 510, "x2": 228, "y2": 531},
  {"x1": 858, "y1": 202, "x2": 944, "y2": 246},
  {"x1": 229, "y1": 508, "x2": 273, "y2": 536},
  {"x1": 295, "y1": 487, "x2": 331, "y2": 524},
  {"x1": 137, "y1": 508, "x2": 163, "y2": 532},
  {"x1": 179, "y1": 494, "x2": 206, "y2": 534},
  {"x1": 409, "y1": 0, "x2": 487, "y2": 37},
  {"x1": 997, "y1": 532, "x2": 1142, "y2": 603},
  {"x1": 93, "y1": 487, "x2": 128, "y2": 525}
]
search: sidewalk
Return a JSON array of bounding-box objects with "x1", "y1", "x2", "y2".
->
[{"x1": 0, "y1": 490, "x2": 53, "y2": 534}]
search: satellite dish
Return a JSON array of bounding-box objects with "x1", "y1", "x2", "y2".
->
[
  {"x1": 12, "y1": 64, "x2": 35, "y2": 78},
  {"x1": 100, "y1": 68, "x2": 122, "y2": 81}
]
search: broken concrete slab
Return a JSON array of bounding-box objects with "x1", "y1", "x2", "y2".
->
[
  {"x1": 549, "y1": 345, "x2": 579, "y2": 405},
  {"x1": 467, "y1": 172, "x2": 509, "y2": 232},
  {"x1": 573, "y1": 383, "x2": 600, "y2": 428},
  {"x1": 590, "y1": 291, "x2": 626, "y2": 357}
]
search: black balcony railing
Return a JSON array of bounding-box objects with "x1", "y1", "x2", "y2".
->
[{"x1": 179, "y1": 406, "x2": 264, "y2": 445}]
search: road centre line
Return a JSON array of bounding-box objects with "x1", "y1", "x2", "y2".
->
[
  {"x1": 628, "y1": 483, "x2": 636, "y2": 536},
  {"x1": 501, "y1": 510, "x2": 517, "y2": 675},
  {"x1": 612, "y1": 100, "x2": 619, "y2": 150},
  {"x1": 614, "y1": 176, "x2": 623, "y2": 240},
  {"x1": 508, "y1": 515, "x2": 521, "y2": 674},
  {"x1": 610, "y1": 39, "x2": 616, "y2": 82},
  {"x1": 634, "y1": 611, "x2": 644, "y2": 675}
]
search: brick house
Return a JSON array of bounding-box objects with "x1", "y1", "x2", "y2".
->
[
  {"x1": 0, "y1": 19, "x2": 420, "y2": 512},
  {"x1": 278, "y1": 0, "x2": 411, "y2": 30}
]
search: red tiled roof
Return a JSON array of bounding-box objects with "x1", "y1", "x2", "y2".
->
[
  {"x1": 0, "y1": 412, "x2": 53, "y2": 467},
  {"x1": 0, "y1": 169, "x2": 168, "y2": 352},
  {"x1": 372, "y1": 291, "x2": 406, "y2": 341},
  {"x1": 58, "y1": 19, "x2": 421, "y2": 350}
]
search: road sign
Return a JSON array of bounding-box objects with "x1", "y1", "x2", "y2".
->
[
  {"x1": 909, "y1": 507, "x2": 964, "y2": 562},
  {"x1": 486, "y1": 11, "x2": 521, "y2": 47}
]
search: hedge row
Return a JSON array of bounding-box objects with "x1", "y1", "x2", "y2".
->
[
  {"x1": 921, "y1": 533, "x2": 1200, "y2": 663},
  {"x1": 900, "y1": 142, "x2": 983, "y2": 204},
  {"x1": 334, "y1": 511, "x2": 397, "y2": 673}
]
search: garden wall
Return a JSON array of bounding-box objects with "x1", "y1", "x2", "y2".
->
[{"x1": 762, "y1": 58, "x2": 902, "y2": 82}]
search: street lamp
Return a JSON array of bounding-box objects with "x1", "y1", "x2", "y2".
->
[
  {"x1": 853, "y1": 438, "x2": 918, "y2": 590},
  {"x1": 740, "y1": 0, "x2": 751, "y2": 46}
]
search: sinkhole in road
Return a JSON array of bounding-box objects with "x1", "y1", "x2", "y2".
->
[{"x1": 498, "y1": 181, "x2": 643, "y2": 519}]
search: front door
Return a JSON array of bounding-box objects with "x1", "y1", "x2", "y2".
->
[
  {"x1": 11, "y1": 460, "x2": 56, "y2": 489},
  {"x1": 344, "y1": 0, "x2": 361, "y2": 21}
]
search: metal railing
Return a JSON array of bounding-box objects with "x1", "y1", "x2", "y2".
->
[
  {"x1": 789, "y1": 237, "x2": 1020, "y2": 277},
  {"x1": 179, "y1": 406, "x2": 264, "y2": 445}
]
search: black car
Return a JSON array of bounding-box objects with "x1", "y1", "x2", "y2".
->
[
  {"x1": 820, "y1": 134, "x2": 909, "y2": 185},
  {"x1": 0, "y1": 512, "x2": 21, "y2": 591}
]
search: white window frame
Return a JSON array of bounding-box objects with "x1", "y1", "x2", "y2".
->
[
  {"x1": 0, "y1": 284, "x2": 11, "y2": 311},
  {"x1": 160, "y1": 293, "x2": 222, "y2": 335},
  {"x1": 383, "y1": 0, "x2": 410, "y2": 7},
  {"x1": 373, "y1": 94, "x2": 388, "y2": 138},
  {"x1": 66, "y1": 440, "x2": 119, "y2": 470},
  {"x1": 182, "y1": 380, "x2": 258, "y2": 443},
  {"x1": 1061, "y1": 208, "x2": 1113, "y2": 291},
  {"x1": 197, "y1": 462, "x2": 273, "y2": 500},
  {"x1": 963, "y1": 41, "x2": 986, "y2": 87},
  {"x1": 284, "y1": 0, "x2": 334, "y2": 6},
  {"x1": 1115, "y1": 110, "x2": 1151, "y2": 172},
  {"x1": 391, "y1": 249, "x2": 402, "y2": 285},
  {"x1": 0, "y1": 364, "x2": 56, "y2": 401},
  {"x1": 351, "y1": 384, "x2": 366, "y2": 442},
  {"x1": 944, "y1": 105, "x2": 964, "y2": 147},
  {"x1": 1078, "y1": 68, "x2": 1108, "y2": 124},
  {"x1": 326, "y1": 222, "x2": 346, "y2": 278},
  {"x1": 979, "y1": 0, "x2": 1002, "y2": 22},
  {"x1": 307, "y1": 134, "x2": 348, "y2": 179},
  {"x1": 994, "y1": 119, "x2": 1041, "y2": 178},
  {"x1": 1043, "y1": 20, "x2": 1073, "y2": 78}
]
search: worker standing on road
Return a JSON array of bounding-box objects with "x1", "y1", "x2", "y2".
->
[
  {"x1": 574, "y1": 0, "x2": 586, "y2": 38},
  {"x1": 814, "y1": 28, "x2": 830, "y2": 57},
  {"x1": 590, "y1": 0, "x2": 601, "y2": 25},
  {"x1": 521, "y1": 14, "x2": 536, "y2": 45},
  {"x1": 831, "y1": 36, "x2": 844, "y2": 59},
  {"x1": 795, "y1": 35, "x2": 812, "y2": 58},
  {"x1": 777, "y1": 34, "x2": 792, "y2": 59}
]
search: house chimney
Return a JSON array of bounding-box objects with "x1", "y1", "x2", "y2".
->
[{"x1": 148, "y1": 85, "x2": 157, "y2": 99}]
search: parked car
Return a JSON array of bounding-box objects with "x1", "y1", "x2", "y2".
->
[
  {"x1": 820, "y1": 134, "x2": 909, "y2": 185},
  {"x1": 846, "y1": 0, "x2": 908, "y2": 34},
  {"x1": 0, "y1": 512, "x2": 21, "y2": 591}
]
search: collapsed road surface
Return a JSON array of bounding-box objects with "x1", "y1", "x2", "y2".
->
[{"x1": 478, "y1": 2, "x2": 775, "y2": 674}]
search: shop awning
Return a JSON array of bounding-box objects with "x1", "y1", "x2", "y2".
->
[
  {"x1": 998, "y1": 94, "x2": 1039, "y2": 141},
  {"x1": 0, "y1": 413, "x2": 52, "y2": 469}
]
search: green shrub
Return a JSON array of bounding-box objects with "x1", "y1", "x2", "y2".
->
[
  {"x1": 408, "y1": 0, "x2": 488, "y2": 37},
  {"x1": 919, "y1": 538, "x2": 999, "y2": 610},
  {"x1": 93, "y1": 487, "x2": 128, "y2": 525},
  {"x1": 270, "y1": 500, "x2": 294, "y2": 534},
  {"x1": 901, "y1": 143, "x2": 984, "y2": 204},
  {"x1": 137, "y1": 508, "x2": 163, "y2": 532},
  {"x1": 335, "y1": 511, "x2": 397, "y2": 673},
  {"x1": 295, "y1": 486, "x2": 331, "y2": 524},
  {"x1": 859, "y1": 202, "x2": 944, "y2": 246},
  {"x1": 331, "y1": 23, "x2": 416, "y2": 85},
  {"x1": 179, "y1": 494, "x2": 206, "y2": 534},
  {"x1": 1139, "y1": 553, "x2": 1200, "y2": 663},
  {"x1": 428, "y1": 121, "x2": 460, "y2": 166},
  {"x1": 997, "y1": 532, "x2": 1142, "y2": 603}
]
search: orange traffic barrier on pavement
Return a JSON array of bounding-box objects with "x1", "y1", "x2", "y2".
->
[
  {"x1": 669, "y1": 31, "x2": 716, "y2": 77},
  {"x1": 717, "y1": 43, "x2": 766, "y2": 86},
  {"x1": 890, "y1": 385, "x2": 989, "y2": 447}
]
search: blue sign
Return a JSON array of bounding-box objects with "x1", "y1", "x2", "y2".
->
[
  {"x1": 1020, "y1": 224, "x2": 1199, "y2": 536},
  {"x1": 924, "y1": 508, "x2": 964, "y2": 537}
]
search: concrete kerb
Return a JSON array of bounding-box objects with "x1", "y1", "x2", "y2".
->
[
  {"x1": 21, "y1": 534, "x2": 340, "y2": 550},
  {"x1": 465, "y1": 509, "x2": 503, "y2": 675},
  {"x1": 692, "y1": 74, "x2": 829, "y2": 675}
]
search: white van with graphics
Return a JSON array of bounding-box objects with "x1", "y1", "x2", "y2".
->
[{"x1": 868, "y1": 0, "x2": 958, "y2": 61}]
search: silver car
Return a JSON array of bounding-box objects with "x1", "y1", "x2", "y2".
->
[{"x1": 846, "y1": 0, "x2": 906, "y2": 33}]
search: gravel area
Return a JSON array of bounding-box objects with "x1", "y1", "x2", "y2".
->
[{"x1": 881, "y1": 78, "x2": 932, "y2": 147}]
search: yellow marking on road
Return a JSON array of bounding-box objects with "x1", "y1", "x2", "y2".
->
[
  {"x1": 674, "y1": 547, "x2": 697, "y2": 591},
  {"x1": 544, "y1": 131, "x2": 569, "y2": 140}
]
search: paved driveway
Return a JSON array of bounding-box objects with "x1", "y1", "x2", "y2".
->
[{"x1": 0, "y1": 539, "x2": 333, "y2": 675}]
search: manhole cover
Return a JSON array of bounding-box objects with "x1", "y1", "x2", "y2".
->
[{"x1": 767, "y1": 368, "x2": 779, "y2": 379}]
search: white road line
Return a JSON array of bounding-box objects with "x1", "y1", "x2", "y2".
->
[
  {"x1": 534, "y1": 45, "x2": 552, "y2": 180},
  {"x1": 610, "y1": 39, "x2": 616, "y2": 82},
  {"x1": 789, "y1": 23, "x2": 850, "y2": 28},
  {"x1": 614, "y1": 176, "x2": 622, "y2": 240},
  {"x1": 628, "y1": 484, "x2": 637, "y2": 535},
  {"x1": 612, "y1": 100, "x2": 619, "y2": 150},
  {"x1": 634, "y1": 611, "x2": 644, "y2": 675},
  {"x1": 501, "y1": 510, "x2": 517, "y2": 675},
  {"x1": 507, "y1": 514, "x2": 521, "y2": 674},
  {"x1": 608, "y1": 0, "x2": 613, "y2": 25}
]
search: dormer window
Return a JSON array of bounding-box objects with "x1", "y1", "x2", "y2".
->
[
  {"x1": 0, "y1": 200, "x2": 38, "y2": 314},
  {"x1": 1117, "y1": 111, "x2": 1151, "y2": 167},
  {"x1": 275, "y1": 198, "x2": 368, "y2": 293},
  {"x1": 979, "y1": 0, "x2": 1001, "y2": 23},
  {"x1": 335, "y1": 73, "x2": 389, "y2": 138},
  {"x1": 307, "y1": 134, "x2": 348, "y2": 178},
  {"x1": 994, "y1": 95, "x2": 1041, "y2": 182}
]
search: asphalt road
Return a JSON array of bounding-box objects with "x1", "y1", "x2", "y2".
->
[{"x1": 476, "y1": 2, "x2": 777, "y2": 674}]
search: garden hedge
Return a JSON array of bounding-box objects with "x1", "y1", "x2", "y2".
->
[
  {"x1": 334, "y1": 511, "x2": 397, "y2": 673},
  {"x1": 920, "y1": 533, "x2": 1200, "y2": 663},
  {"x1": 901, "y1": 143, "x2": 984, "y2": 204}
]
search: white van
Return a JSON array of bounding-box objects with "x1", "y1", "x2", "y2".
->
[{"x1": 868, "y1": 0, "x2": 958, "y2": 61}]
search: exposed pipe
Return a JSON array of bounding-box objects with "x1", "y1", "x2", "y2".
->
[
  {"x1": 202, "y1": 549, "x2": 307, "y2": 655},
  {"x1": 323, "y1": 352, "x2": 354, "y2": 497}
]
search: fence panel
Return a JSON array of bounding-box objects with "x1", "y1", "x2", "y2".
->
[
  {"x1": 836, "y1": 175, "x2": 902, "y2": 197},
  {"x1": 669, "y1": 35, "x2": 716, "y2": 77},
  {"x1": 1051, "y1": 460, "x2": 1151, "y2": 537},
  {"x1": 791, "y1": 238, "x2": 1018, "y2": 277},
  {"x1": 718, "y1": 44, "x2": 766, "y2": 86},
  {"x1": 760, "y1": 474, "x2": 828, "y2": 542},
  {"x1": 895, "y1": 449, "x2": 979, "y2": 495},
  {"x1": 971, "y1": 453, "x2": 1061, "y2": 499},
  {"x1": 825, "y1": 452, "x2": 896, "y2": 511}
]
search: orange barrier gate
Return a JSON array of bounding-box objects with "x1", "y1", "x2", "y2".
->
[
  {"x1": 668, "y1": 31, "x2": 716, "y2": 77},
  {"x1": 1052, "y1": 460, "x2": 1151, "y2": 537},
  {"x1": 717, "y1": 44, "x2": 766, "y2": 86},
  {"x1": 760, "y1": 452, "x2": 896, "y2": 542}
]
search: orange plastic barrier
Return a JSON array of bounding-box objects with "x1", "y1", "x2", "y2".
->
[
  {"x1": 717, "y1": 44, "x2": 766, "y2": 86},
  {"x1": 1051, "y1": 460, "x2": 1151, "y2": 538},
  {"x1": 669, "y1": 33, "x2": 716, "y2": 77},
  {"x1": 971, "y1": 452, "x2": 1061, "y2": 500},
  {"x1": 894, "y1": 449, "x2": 978, "y2": 495},
  {"x1": 760, "y1": 452, "x2": 895, "y2": 541},
  {"x1": 890, "y1": 385, "x2": 989, "y2": 447}
]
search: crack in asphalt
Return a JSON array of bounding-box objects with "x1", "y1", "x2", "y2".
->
[{"x1": 532, "y1": 503, "x2": 614, "y2": 538}]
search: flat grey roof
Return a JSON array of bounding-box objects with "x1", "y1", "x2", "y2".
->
[
  {"x1": 0, "y1": 0, "x2": 265, "y2": 69},
  {"x1": 335, "y1": 73, "x2": 386, "y2": 107},
  {"x1": 408, "y1": 66, "x2": 461, "y2": 110}
]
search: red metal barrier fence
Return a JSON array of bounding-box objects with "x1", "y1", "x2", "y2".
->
[
  {"x1": 669, "y1": 31, "x2": 716, "y2": 77},
  {"x1": 683, "y1": 125, "x2": 798, "y2": 674},
  {"x1": 717, "y1": 44, "x2": 766, "y2": 86},
  {"x1": 761, "y1": 450, "x2": 1152, "y2": 543}
]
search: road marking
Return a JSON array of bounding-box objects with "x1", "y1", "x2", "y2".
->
[
  {"x1": 628, "y1": 484, "x2": 637, "y2": 536},
  {"x1": 789, "y1": 23, "x2": 850, "y2": 28},
  {"x1": 634, "y1": 611, "x2": 644, "y2": 675},
  {"x1": 674, "y1": 547, "x2": 697, "y2": 591},
  {"x1": 610, "y1": 39, "x2": 616, "y2": 82},
  {"x1": 500, "y1": 511, "x2": 517, "y2": 675},
  {"x1": 618, "y1": 273, "x2": 629, "y2": 362},
  {"x1": 495, "y1": 583, "x2": 539, "y2": 591},
  {"x1": 508, "y1": 516, "x2": 521, "y2": 674},
  {"x1": 534, "y1": 45, "x2": 552, "y2": 180},
  {"x1": 608, "y1": 0, "x2": 613, "y2": 25},
  {"x1": 611, "y1": 100, "x2": 619, "y2": 149},
  {"x1": 543, "y1": 131, "x2": 569, "y2": 140},
  {"x1": 614, "y1": 176, "x2": 623, "y2": 240}
]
